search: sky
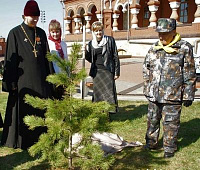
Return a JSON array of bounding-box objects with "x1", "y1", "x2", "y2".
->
[{"x1": 0, "y1": 0, "x2": 64, "y2": 39}]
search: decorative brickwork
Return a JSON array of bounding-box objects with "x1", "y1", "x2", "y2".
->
[
  {"x1": 63, "y1": 0, "x2": 200, "y2": 42},
  {"x1": 0, "y1": 38, "x2": 6, "y2": 57}
]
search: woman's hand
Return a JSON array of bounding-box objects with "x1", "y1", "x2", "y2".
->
[{"x1": 114, "y1": 76, "x2": 119, "y2": 80}]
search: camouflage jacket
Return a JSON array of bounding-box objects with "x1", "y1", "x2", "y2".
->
[{"x1": 143, "y1": 39, "x2": 196, "y2": 103}]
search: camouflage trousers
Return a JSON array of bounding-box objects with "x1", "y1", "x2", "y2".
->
[{"x1": 145, "y1": 101, "x2": 182, "y2": 153}]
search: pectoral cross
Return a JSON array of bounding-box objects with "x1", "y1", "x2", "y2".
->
[{"x1": 33, "y1": 48, "x2": 38, "y2": 57}]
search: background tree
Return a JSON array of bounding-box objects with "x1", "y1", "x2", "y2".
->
[{"x1": 24, "y1": 43, "x2": 115, "y2": 169}]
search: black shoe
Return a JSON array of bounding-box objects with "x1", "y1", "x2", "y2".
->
[
  {"x1": 164, "y1": 152, "x2": 174, "y2": 158},
  {"x1": 108, "y1": 111, "x2": 116, "y2": 122},
  {"x1": 108, "y1": 111, "x2": 116, "y2": 114},
  {"x1": 143, "y1": 144, "x2": 158, "y2": 150}
]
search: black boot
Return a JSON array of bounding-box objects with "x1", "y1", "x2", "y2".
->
[
  {"x1": 143, "y1": 144, "x2": 158, "y2": 150},
  {"x1": 164, "y1": 152, "x2": 174, "y2": 158}
]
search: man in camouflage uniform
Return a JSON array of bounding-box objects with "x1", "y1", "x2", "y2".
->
[{"x1": 143, "y1": 18, "x2": 196, "y2": 158}]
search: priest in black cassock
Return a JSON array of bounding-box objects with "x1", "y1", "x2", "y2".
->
[{"x1": 1, "y1": 0, "x2": 54, "y2": 149}]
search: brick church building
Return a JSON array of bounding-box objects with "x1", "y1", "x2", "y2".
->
[
  {"x1": 62, "y1": 0, "x2": 200, "y2": 57},
  {"x1": 0, "y1": 37, "x2": 6, "y2": 57}
]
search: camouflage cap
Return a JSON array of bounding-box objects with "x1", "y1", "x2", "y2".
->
[{"x1": 156, "y1": 18, "x2": 176, "y2": 33}]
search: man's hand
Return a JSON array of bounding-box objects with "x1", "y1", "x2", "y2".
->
[{"x1": 183, "y1": 100, "x2": 193, "y2": 107}]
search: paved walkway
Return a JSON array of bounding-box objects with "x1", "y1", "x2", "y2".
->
[{"x1": 75, "y1": 57, "x2": 200, "y2": 101}]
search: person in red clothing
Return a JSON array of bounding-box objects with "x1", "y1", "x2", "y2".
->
[{"x1": 48, "y1": 19, "x2": 68, "y2": 73}]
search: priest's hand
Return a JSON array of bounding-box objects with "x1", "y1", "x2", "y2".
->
[{"x1": 11, "y1": 82, "x2": 17, "y2": 91}]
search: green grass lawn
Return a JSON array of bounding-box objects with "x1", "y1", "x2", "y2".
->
[{"x1": 0, "y1": 92, "x2": 200, "y2": 170}]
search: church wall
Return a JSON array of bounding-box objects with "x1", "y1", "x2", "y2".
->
[
  {"x1": 185, "y1": 0, "x2": 196, "y2": 23},
  {"x1": 157, "y1": 0, "x2": 171, "y2": 18},
  {"x1": 63, "y1": 0, "x2": 200, "y2": 58},
  {"x1": 0, "y1": 38, "x2": 6, "y2": 57}
]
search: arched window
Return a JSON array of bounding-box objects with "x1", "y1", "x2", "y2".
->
[
  {"x1": 80, "y1": 8, "x2": 85, "y2": 26},
  {"x1": 144, "y1": 6, "x2": 150, "y2": 19},
  {"x1": 179, "y1": 0, "x2": 188, "y2": 23},
  {"x1": 122, "y1": 4, "x2": 131, "y2": 30},
  {"x1": 90, "y1": 6, "x2": 98, "y2": 25},
  {"x1": 118, "y1": 6, "x2": 123, "y2": 30},
  {"x1": 123, "y1": 10, "x2": 128, "y2": 30},
  {"x1": 69, "y1": 11, "x2": 74, "y2": 34},
  {"x1": 118, "y1": 5, "x2": 130, "y2": 31},
  {"x1": 142, "y1": 1, "x2": 150, "y2": 27}
]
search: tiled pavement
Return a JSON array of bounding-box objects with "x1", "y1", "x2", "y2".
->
[{"x1": 75, "y1": 57, "x2": 200, "y2": 101}]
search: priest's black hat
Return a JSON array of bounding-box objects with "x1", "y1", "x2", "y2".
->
[{"x1": 24, "y1": 0, "x2": 40, "y2": 16}]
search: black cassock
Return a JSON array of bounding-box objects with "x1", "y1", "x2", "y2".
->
[{"x1": 1, "y1": 22, "x2": 54, "y2": 149}]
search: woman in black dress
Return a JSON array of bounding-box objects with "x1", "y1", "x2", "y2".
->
[
  {"x1": 1, "y1": 0, "x2": 53, "y2": 149},
  {"x1": 85, "y1": 21, "x2": 120, "y2": 113}
]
